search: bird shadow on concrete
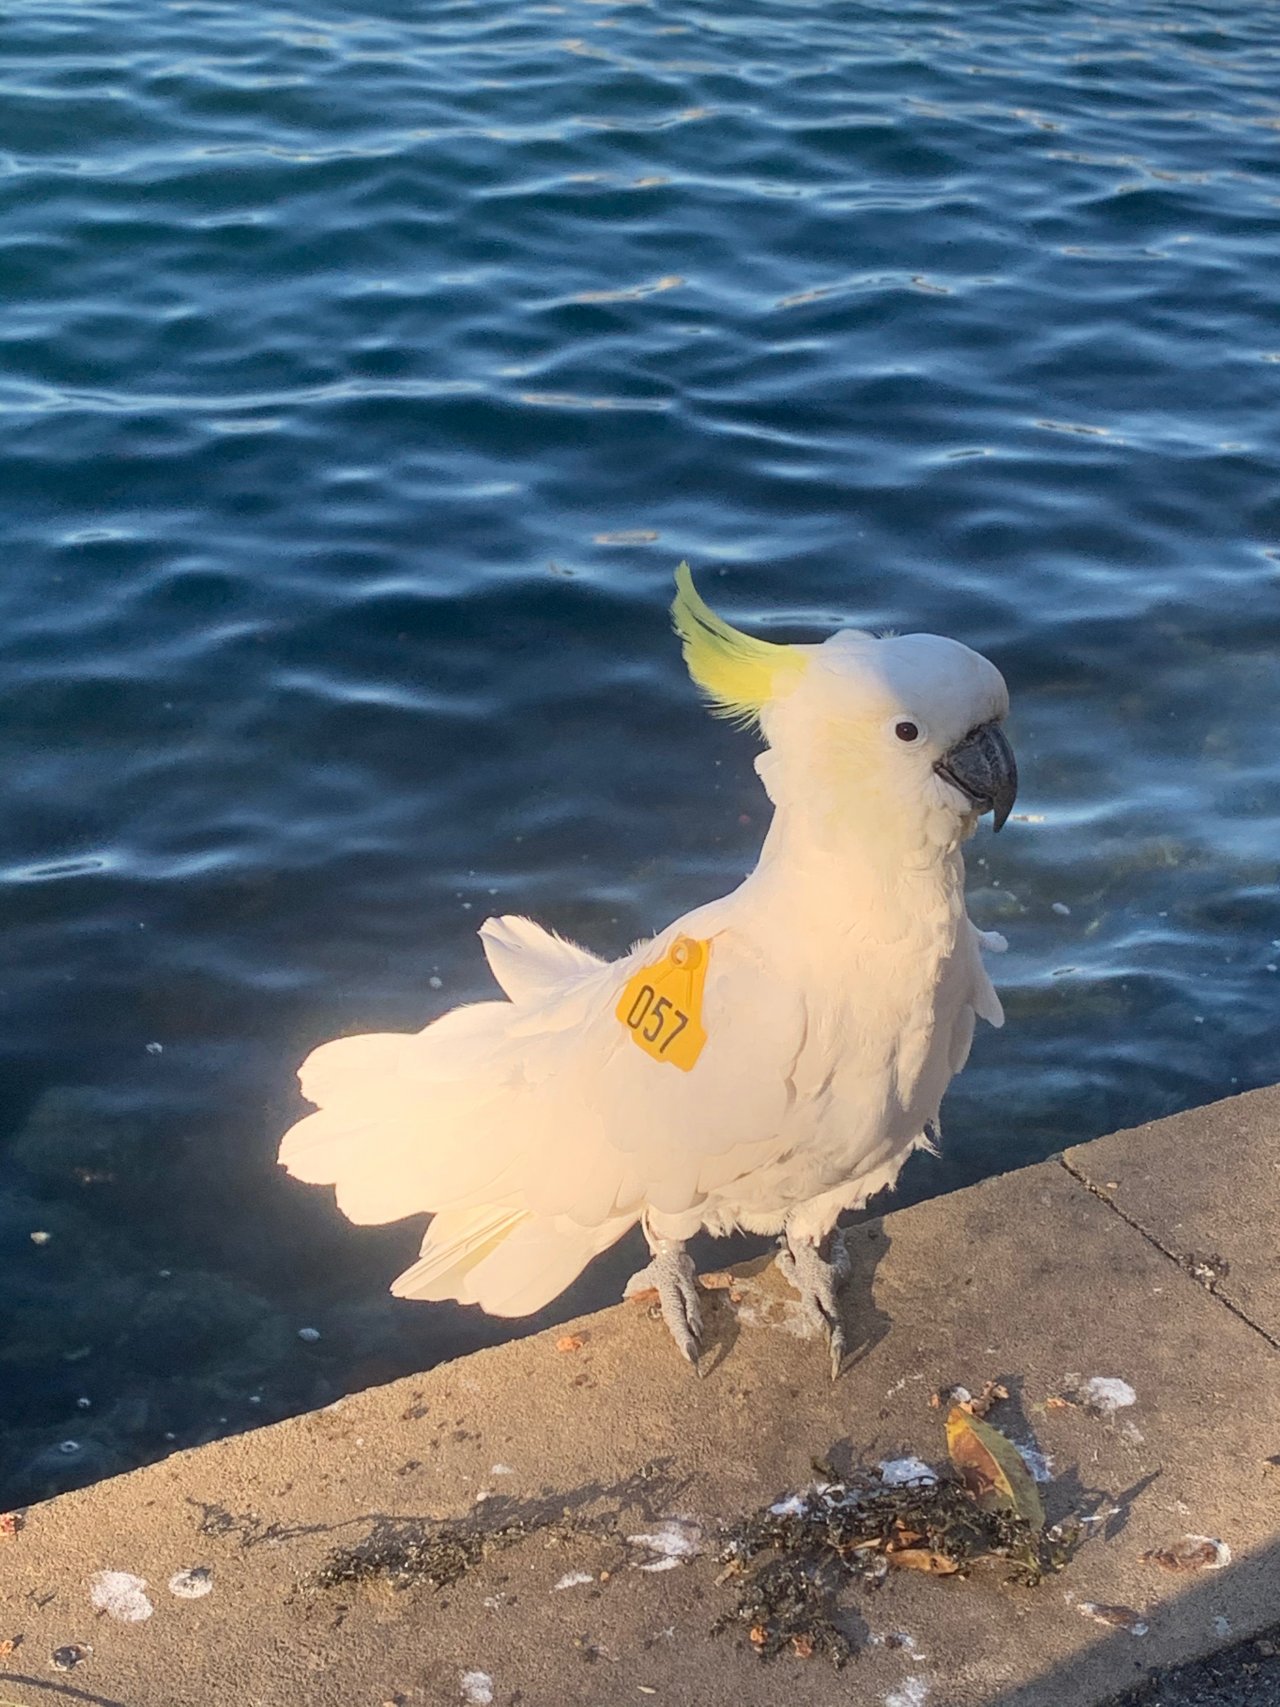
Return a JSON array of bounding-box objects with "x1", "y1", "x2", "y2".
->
[
  {"x1": 834, "y1": 1215, "x2": 895, "y2": 1370},
  {"x1": 186, "y1": 1493, "x2": 338, "y2": 1553}
]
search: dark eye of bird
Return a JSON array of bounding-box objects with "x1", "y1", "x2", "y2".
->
[{"x1": 895, "y1": 720, "x2": 920, "y2": 743}]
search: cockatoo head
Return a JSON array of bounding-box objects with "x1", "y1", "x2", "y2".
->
[{"x1": 672, "y1": 564, "x2": 1017, "y2": 849}]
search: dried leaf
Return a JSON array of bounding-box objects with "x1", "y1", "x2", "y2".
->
[
  {"x1": 749, "y1": 1624, "x2": 768, "y2": 1647},
  {"x1": 1045, "y1": 1395, "x2": 1076, "y2": 1411},
  {"x1": 886, "y1": 1548, "x2": 961, "y2": 1575},
  {"x1": 0, "y1": 1514, "x2": 17, "y2": 1540},
  {"x1": 887, "y1": 1523, "x2": 924, "y2": 1548},
  {"x1": 555, "y1": 1335, "x2": 585, "y2": 1354},
  {"x1": 945, "y1": 1406, "x2": 1045, "y2": 1530},
  {"x1": 0, "y1": 1637, "x2": 16, "y2": 1658},
  {"x1": 627, "y1": 1288, "x2": 659, "y2": 1305},
  {"x1": 699, "y1": 1271, "x2": 737, "y2": 1291},
  {"x1": 1141, "y1": 1536, "x2": 1230, "y2": 1573},
  {"x1": 791, "y1": 1634, "x2": 814, "y2": 1658}
]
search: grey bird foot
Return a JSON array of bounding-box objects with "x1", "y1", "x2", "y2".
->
[
  {"x1": 625, "y1": 1242, "x2": 703, "y2": 1368},
  {"x1": 778, "y1": 1232, "x2": 849, "y2": 1380}
]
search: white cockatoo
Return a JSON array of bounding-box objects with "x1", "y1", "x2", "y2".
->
[{"x1": 279, "y1": 566, "x2": 1017, "y2": 1375}]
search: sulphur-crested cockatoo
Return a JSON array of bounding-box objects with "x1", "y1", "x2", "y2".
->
[{"x1": 279, "y1": 566, "x2": 1016, "y2": 1375}]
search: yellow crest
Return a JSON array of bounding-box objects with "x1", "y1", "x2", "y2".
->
[{"x1": 670, "y1": 563, "x2": 806, "y2": 729}]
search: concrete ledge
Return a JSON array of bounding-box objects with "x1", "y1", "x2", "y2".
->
[
  {"x1": 2, "y1": 1090, "x2": 1278, "y2": 1706},
  {"x1": 1065, "y1": 1085, "x2": 1280, "y2": 1346}
]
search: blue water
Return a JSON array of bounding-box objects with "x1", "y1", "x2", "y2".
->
[{"x1": 2, "y1": 0, "x2": 1278, "y2": 1502}]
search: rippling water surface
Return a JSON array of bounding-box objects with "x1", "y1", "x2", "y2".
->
[{"x1": 2, "y1": 0, "x2": 1278, "y2": 1500}]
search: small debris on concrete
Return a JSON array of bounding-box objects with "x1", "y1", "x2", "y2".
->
[
  {"x1": 89, "y1": 1570, "x2": 153, "y2": 1623},
  {"x1": 555, "y1": 1334, "x2": 585, "y2": 1353},
  {"x1": 1186, "y1": 1253, "x2": 1229, "y2": 1288},
  {"x1": 0, "y1": 1634, "x2": 19, "y2": 1659},
  {"x1": 885, "y1": 1681, "x2": 931, "y2": 1707},
  {"x1": 930, "y1": 1380, "x2": 1008, "y2": 1418},
  {"x1": 460, "y1": 1668, "x2": 494, "y2": 1704},
  {"x1": 1013, "y1": 1440, "x2": 1054, "y2": 1484},
  {"x1": 770, "y1": 1493, "x2": 810, "y2": 1516},
  {"x1": 628, "y1": 1520, "x2": 701, "y2": 1572},
  {"x1": 1076, "y1": 1376, "x2": 1137, "y2": 1416},
  {"x1": 1077, "y1": 1602, "x2": 1149, "y2": 1636},
  {"x1": 50, "y1": 1643, "x2": 91, "y2": 1671},
  {"x1": 553, "y1": 1570, "x2": 595, "y2": 1590},
  {"x1": 878, "y1": 1457, "x2": 938, "y2": 1487},
  {"x1": 1140, "y1": 1535, "x2": 1230, "y2": 1573},
  {"x1": 0, "y1": 1512, "x2": 19, "y2": 1540},
  {"x1": 168, "y1": 1566, "x2": 214, "y2": 1598}
]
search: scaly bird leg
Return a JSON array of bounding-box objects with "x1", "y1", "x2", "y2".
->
[
  {"x1": 624, "y1": 1233, "x2": 703, "y2": 1369},
  {"x1": 777, "y1": 1224, "x2": 850, "y2": 1380}
]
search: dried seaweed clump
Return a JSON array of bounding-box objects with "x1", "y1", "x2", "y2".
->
[
  {"x1": 714, "y1": 1466, "x2": 1076, "y2": 1666},
  {"x1": 313, "y1": 1523, "x2": 491, "y2": 1591},
  {"x1": 310, "y1": 1502, "x2": 619, "y2": 1595},
  {"x1": 312, "y1": 1509, "x2": 569, "y2": 1592}
]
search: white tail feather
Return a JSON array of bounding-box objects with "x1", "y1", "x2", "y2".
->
[
  {"x1": 390, "y1": 1206, "x2": 528, "y2": 1299},
  {"x1": 393, "y1": 1206, "x2": 636, "y2": 1316}
]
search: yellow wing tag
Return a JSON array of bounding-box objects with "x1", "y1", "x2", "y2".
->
[{"x1": 615, "y1": 936, "x2": 711, "y2": 1072}]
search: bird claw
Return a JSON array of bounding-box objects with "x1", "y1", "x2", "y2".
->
[
  {"x1": 778, "y1": 1232, "x2": 849, "y2": 1380},
  {"x1": 625, "y1": 1244, "x2": 703, "y2": 1370}
]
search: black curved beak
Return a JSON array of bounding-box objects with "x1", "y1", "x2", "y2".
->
[{"x1": 934, "y1": 720, "x2": 1018, "y2": 832}]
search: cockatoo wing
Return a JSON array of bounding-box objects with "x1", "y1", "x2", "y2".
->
[
  {"x1": 278, "y1": 907, "x2": 808, "y2": 1314},
  {"x1": 946, "y1": 920, "x2": 1005, "y2": 1078}
]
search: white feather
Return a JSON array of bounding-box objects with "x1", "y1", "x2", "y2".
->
[{"x1": 479, "y1": 915, "x2": 604, "y2": 1003}]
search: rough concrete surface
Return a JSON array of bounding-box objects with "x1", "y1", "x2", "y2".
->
[
  {"x1": 1, "y1": 1093, "x2": 1277, "y2": 1707},
  {"x1": 1065, "y1": 1084, "x2": 1280, "y2": 1346},
  {"x1": 1114, "y1": 1623, "x2": 1280, "y2": 1707}
]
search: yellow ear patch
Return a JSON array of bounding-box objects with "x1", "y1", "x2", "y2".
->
[{"x1": 670, "y1": 563, "x2": 806, "y2": 728}]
